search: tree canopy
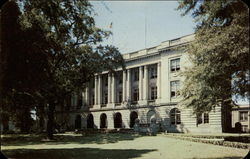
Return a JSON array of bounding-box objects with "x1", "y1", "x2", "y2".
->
[
  {"x1": 1, "y1": 0, "x2": 124, "y2": 138},
  {"x1": 178, "y1": 0, "x2": 249, "y2": 114}
]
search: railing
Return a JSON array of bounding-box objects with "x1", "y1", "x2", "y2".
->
[
  {"x1": 148, "y1": 100, "x2": 155, "y2": 105},
  {"x1": 115, "y1": 103, "x2": 121, "y2": 106},
  {"x1": 101, "y1": 104, "x2": 107, "y2": 107}
]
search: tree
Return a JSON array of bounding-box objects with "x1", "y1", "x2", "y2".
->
[
  {"x1": 19, "y1": 0, "x2": 124, "y2": 139},
  {"x1": 177, "y1": 0, "x2": 249, "y2": 131},
  {"x1": 1, "y1": 0, "x2": 49, "y2": 133}
]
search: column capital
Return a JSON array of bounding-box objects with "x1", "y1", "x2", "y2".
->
[
  {"x1": 158, "y1": 61, "x2": 161, "y2": 67},
  {"x1": 144, "y1": 65, "x2": 148, "y2": 70}
]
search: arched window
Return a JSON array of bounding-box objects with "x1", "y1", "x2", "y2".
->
[
  {"x1": 114, "y1": 112, "x2": 122, "y2": 128},
  {"x1": 130, "y1": 111, "x2": 138, "y2": 128},
  {"x1": 75, "y1": 115, "x2": 81, "y2": 129},
  {"x1": 100, "y1": 113, "x2": 107, "y2": 128},
  {"x1": 170, "y1": 108, "x2": 181, "y2": 125},
  {"x1": 87, "y1": 114, "x2": 94, "y2": 128}
]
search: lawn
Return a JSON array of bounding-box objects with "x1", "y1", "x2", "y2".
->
[{"x1": 1, "y1": 132, "x2": 249, "y2": 159}]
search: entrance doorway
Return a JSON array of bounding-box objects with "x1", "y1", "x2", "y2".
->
[
  {"x1": 130, "y1": 111, "x2": 138, "y2": 128},
  {"x1": 100, "y1": 113, "x2": 107, "y2": 128},
  {"x1": 87, "y1": 114, "x2": 94, "y2": 128},
  {"x1": 114, "y1": 112, "x2": 122, "y2": 128}
]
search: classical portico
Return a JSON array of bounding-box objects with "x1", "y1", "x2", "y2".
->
[{"x1": 57, "y1": 34, "x2": 225, "y2": 133}]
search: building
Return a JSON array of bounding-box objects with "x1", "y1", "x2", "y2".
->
[
  {"x1": 231, "y1": 104, "x2": 250, "y2": 133},
  {"x1": 55, "y1": 34, "x2": 229, "y2": 133}
]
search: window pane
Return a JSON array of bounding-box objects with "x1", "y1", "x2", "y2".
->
[
  {"x1": 197, "y1": 114, "x2": 202, "y2": 125},
  {"x1": 176, "y1": 114, "x2": 181, "y2": 124},
  {"x1": 204, "y1": 113, "x2": 209, "y2": 123}
]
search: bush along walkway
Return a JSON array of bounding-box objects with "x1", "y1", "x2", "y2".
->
[{"x1": 163, "y1": 133, "x2": 250, "y2": 149}]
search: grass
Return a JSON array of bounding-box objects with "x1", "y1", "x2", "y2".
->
[{"x1": 1, "y1": 132, "x2": 249, "y2": 159}]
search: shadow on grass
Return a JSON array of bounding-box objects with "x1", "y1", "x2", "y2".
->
[
  {"x1": 2, "y1": 133, "x2": 143, "y2": 146},
  {"x1": 2, "y1": 147, "x2": 156, "y2": 159}
]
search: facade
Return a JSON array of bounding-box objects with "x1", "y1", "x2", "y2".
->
[
  {"x1": 231, "y1": 104, "x2": 250, "y2": 133},
  {"x1": 55, "y1": 34, "x2": 226, "y2": 133}
]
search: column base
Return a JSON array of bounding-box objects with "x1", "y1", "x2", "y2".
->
[
  {"x1": 107, "y1": 103, "x2": 115, "y2": 108},
  {"x1": 93, "y1": 104, "x2": 101, "y2": 109},
  {"x1": 155, "y1": 98, "x2": 161, "y2": 104},
  {"x1": 138, "y1": 100, "x2": 148, "y2": 106}
]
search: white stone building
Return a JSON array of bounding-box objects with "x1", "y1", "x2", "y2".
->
[
  {"x1": 231, "y1": 104, "x2": 250, "y2": 133},
  {"x1": 55, "y1": 34, "x2": 228, "y2": 133}
]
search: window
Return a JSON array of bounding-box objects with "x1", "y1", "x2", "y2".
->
[
  {"x1": 77, "y1": 99, "x2": 82, "y2": 109},
  {"x1": 197, "y1": 114, "x2": 203, "y2": 125},
  {"x1": 204, "y1": 113, "x2": 209, "y2": 123},
  {"x1": 240, "y1": 111, "x2": 248, "y2": 122},
  {"x1": 104, "y1": 77, "x2": 108, "y2": 86},
  {"x1": 118, "y1": 91, "x2": 122, "y2": 103},
  {"x1": 197, "y1": 113, "x2": 209, "y2": 125},
  {"x1": 151, "y1": 87, "x2": 157, "y2": 100},
  {"x1": 104, "y1": 92, "x2": 108, "y2": 104},
  {"x1": 170, "y1": 81, "x2": 180, "y2": 98},
  {"x1": 170, "y1": 58, "x2": 180, "y2": 72},
  {"x1": 118, "y1": 77, "x2": 123, "y2": 84},
  {"x1": 133, "y1": 88, "x2": 139, "y2": 102},
  {"x1": 134, "y1": 69, "x2": 139, "y2": 81},
  {"x1": 170, "y1": 108, "x2": 181, "y2": 125},
  {"x1": 150, "y1": 66, "x2": 157, "y2": 79},
  {"x1": 91, "y1": 94, "x2": 95, "y2": 105},
  {"x1": 242, "y1": 125, "x2": 248, "y2": 132}
]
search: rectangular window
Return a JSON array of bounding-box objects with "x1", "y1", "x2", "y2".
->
[
  {"x1": 91, "y1": 94, "x2": 95, "y2": 105},
  {"x1": 134, "y1": 69, "x2": 139, "y2": 81},
  {"x1": 133, "y1": 88, "x2": 139, "y2": 101},
  {"x1": 150, "y1": 67, "x2": 157, "y2": 79},
  {"x1": 204, "y1": 113, "x2": 209, "y2": 123},
  {"x1": 171, "y1": 113, "x2": 176, "y2": 125},
  {"x1": 240, "y1": 111, "x2": 248, "y2": 122},
  {"x1": 104, "y1": 77, "x2": 108, "y2": 86},
  {"x1": 170, "y1": 58, "x2": 180, "y2": 72},
  {"x1": 197, "y1": 113, "x2": 209, "y2": 125},
  {"x1": 118, "y1": 91, "x2": 122, "y2": 103},
  {"x1": 170, "y1": 81, "x2": 180, "y2": 98},
  {"x1": 242, "y1": 125, "x2": 248, "y2": 132},
  {"x1": 197, "y1": 114, "x2": 202, "y2": 125},
  {"x1": 77, "y1": 99, "x2": 82, "y2": 109},
  {"x1": 118, "y1": 78, "x2": 123, "y2": 84},
  {"x1": 151, "y1": 87, "x2": 157, "y2": 100},
  {"x1": 104, "y1": 92, "x2": 108, "y2": 104},
  {"x1": 176, "y1": 113, "x2": 181, "y2": 124}
]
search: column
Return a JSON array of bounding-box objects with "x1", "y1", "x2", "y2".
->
[
  {"x1": 122, "y1": 70, "x2": 126, "y2": 102},
  {"x1": 143, "y1": 65, "x2": 148, "y2": 100},
  {"x1": 139, "y1": 66, "x2": 143, "y2": 100},
  {"x1": 127, "y1": 69, "x2": 131, "y2": 102},
  {"x1": 111, "y1": 73, "x2": 116, "y2": 103},
  {"x1": 157, "y1": 62, "x2": 161, "y2": 100},
  {"x1": 108, "y1": 73, "x2": 111, "y2": 104},
  {"x1": 98, "y1": 74, "x2": 102, "y2": 104},
  {"x1": 94, "y1": 75, "x2": 98, "y2": 105}
]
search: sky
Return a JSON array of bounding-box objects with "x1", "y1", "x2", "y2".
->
[
  {"x1": 91, "y1": 1, "x2": 248, "y2": 105},
  {"x1": 91, "y1": 1, "x2": 195, "y2": 54}
]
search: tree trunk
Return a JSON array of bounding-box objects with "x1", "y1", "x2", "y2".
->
[{"x1": 47, "y1": 101, "x2": 55, "y2": 139}]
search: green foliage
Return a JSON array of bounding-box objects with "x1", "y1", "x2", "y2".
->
[
  {"x1": 1, "y1": 0, "x2": 124, "y2": 137},
  {"x1": 178, "y1": 0, "x2": 249, "y2": 113}
]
